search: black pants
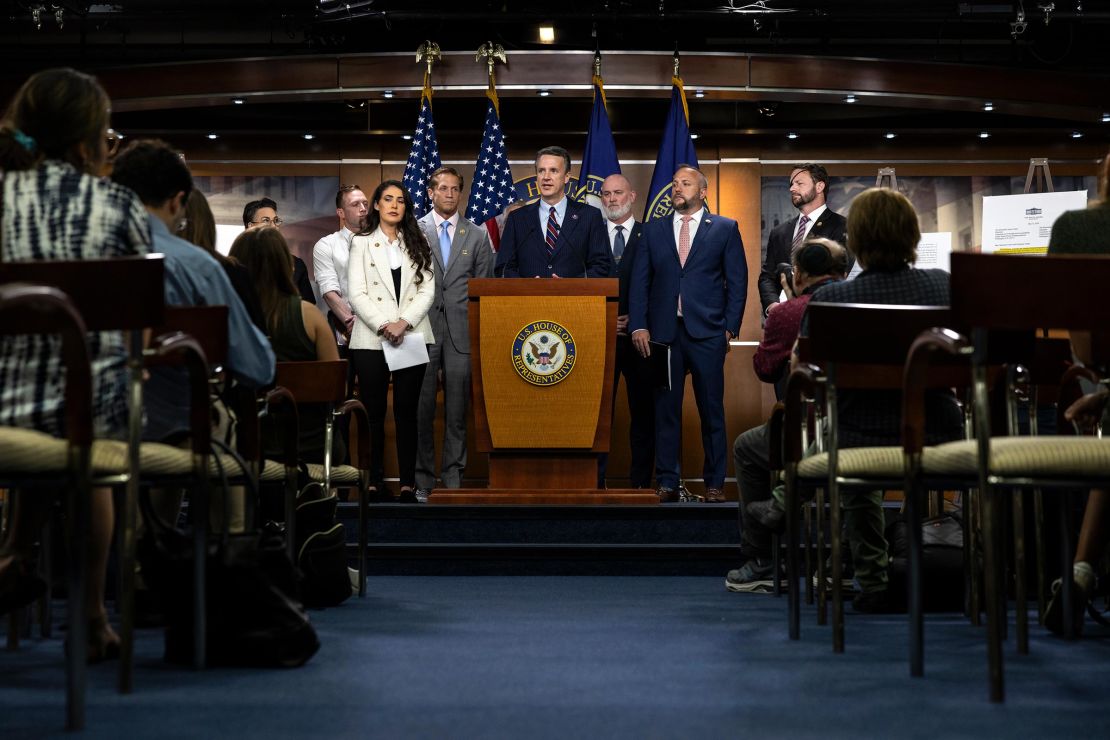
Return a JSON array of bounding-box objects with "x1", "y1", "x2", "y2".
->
[
  {"x1": 599, "y1": 335, "x2": 657, "y2": 488},
  {"x1": 350, "y1": 349, "x2": 427, "y2": 490}
]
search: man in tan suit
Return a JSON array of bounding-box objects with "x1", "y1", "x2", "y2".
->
[{"x1": 415, "y1": 166, "x2": 495, "y2": 500}]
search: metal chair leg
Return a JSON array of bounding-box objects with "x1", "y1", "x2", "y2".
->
[
  {"x1": 1033, "y1": 489, "x2": 1047, "y2": 625},
  {"x1": 358, "y1": 471, "x2": 368, "y2": 599},
  {"x1": 830, "y1": 482, "x2": 844, "y2": 654},
  {"x1": 816, "y1": 487, "x2": 828, "y2": 625},
  {"x1": 982, "y1": 490, "x2": 1005, "y2": 702},
  {"x1": 786, "y1": 465, "x2": 800, "y2": 640},
  {"x1": 804, "y1": 501, "x2": 814, "y2": 605},
  {"x1": 1012, "y1": 489, "x2": 1028, "y2": 655},
  {"x1": 192, "y1": 475, "x2": 209, "y2": 670},
  {"x1": 969, "y1": 488, "x2": 982, "y2": 626},
  {"x1": 906, "y1": 474, "x2": 924, "y2": 678},
  {"x1": 772, "y1": 533, "x2": 782, "y2": 597}
]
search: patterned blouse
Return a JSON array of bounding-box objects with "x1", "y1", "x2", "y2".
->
[{"x1": 1, "y1": 160, "x2": 151, "y2": 438}]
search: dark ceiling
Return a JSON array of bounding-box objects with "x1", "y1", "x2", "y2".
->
[
  {"x1": 1, "y1": 1, "x2": 1107, "y2": 151},
  {"x1": 1, "y1": 1, "x2": 1107, "y2": 73}
]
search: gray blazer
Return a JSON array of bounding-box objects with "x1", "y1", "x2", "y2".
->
[{"x1": 418, "y1": 213, "x2": 495, "y2": 354}]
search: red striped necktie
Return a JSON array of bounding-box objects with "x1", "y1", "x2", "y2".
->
[{"x1": 545, "y1": 206, "x2": 560, "y2": 257}]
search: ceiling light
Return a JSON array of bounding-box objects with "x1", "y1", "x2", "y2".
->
[
  {"x1": 538, "y1": 25, "x2": 555, "y2": 43},
  {"x1": 383, "y1": 90, "x2": 394, "y2": 99},
  {"x1": 1071, "y1": 131, "x2": 1083, "y2": 139},
  {"x1": 232, "y1": 98, "x2": 245, "y2": 105},
  {"x1": 303, "y1": 133, "x2": 315, "y2": 140},
  {"x1": 787, "y1": 132, "x2": 798, "y2": 140},
  {"x1": 979, "y1": 131, "x2": 990, "y2": 139},
  {"x1": 844, "y1": 94, "x2": 856, "y2": 104},
  {"x1": 694, "y1": 89, "x2": 705, "y2": 98},
  {"x1": 538, "y1": 89, "x2": 552, "y2": 97},
  {"x1": 402, "y1": 134, "x2": 412, "y2": 140},
  {"x1": 983, "y1": 101, "x2": 994, "y2": 111},
  {"x1": 1102, "y1": 112, "x2": 1109, "y2": 122},
  {"x1": 689, "y1": 133, "x2": 699, "y2": 140},
  {"x1": 885, "y1": 132, "x2": 897, "y2": 139},
  {"x1": 207, "y1": 133, "x2": 219, "y2": 140}
]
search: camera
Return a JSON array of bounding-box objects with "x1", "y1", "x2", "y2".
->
[{"x1": 775, "y1": 262, "x2": 794, "y2": 294}]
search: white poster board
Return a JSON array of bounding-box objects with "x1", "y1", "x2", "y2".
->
[
  {"x1": 981, "y1": 190, "x2": 1088, "y2": 254},
  {"x1": 915, "y1": 232, "x2": 953, "y2": 272}
]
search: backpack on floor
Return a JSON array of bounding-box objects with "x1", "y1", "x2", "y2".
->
[{"x1": 294, "y1": 486, "x2": 353, "y2": 608}]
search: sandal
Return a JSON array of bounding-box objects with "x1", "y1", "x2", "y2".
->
[{"x1": 86, "y1": 615, "x2": 121, "y2": 664}]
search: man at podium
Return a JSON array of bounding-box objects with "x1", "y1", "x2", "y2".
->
[{"x1": 495, "y1": 145, "x2": 612, "y2": 279}]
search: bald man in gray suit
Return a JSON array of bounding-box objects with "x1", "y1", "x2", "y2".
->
[{"x1": 415, "y1": 167, "x2": 495, "y2": 501}]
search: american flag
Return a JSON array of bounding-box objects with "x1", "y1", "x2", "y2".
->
[
  {"x1": 464, "y1": 90, "x2": 516, "y2": 249},
  {"x1": 401, "y1": 86, "x2": 441, "y2": 219}
]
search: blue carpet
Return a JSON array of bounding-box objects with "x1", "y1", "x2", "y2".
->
[{"x1": 3, "y1": 577, "x2": 1110, "y2": 738}]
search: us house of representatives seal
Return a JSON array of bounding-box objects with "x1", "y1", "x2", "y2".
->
[{"x1": 511, "y1": 320, "x2": 577, "y2": 386}]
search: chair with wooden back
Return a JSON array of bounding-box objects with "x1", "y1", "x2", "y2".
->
[
  {"x1": 908, "y1": 251, "x2": 1110, "y2": 702},
  {"x1": 0, "y1": 283, "x2": 93, "y2": 731}
]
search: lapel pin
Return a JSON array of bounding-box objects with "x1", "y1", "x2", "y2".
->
[
  {"x1": 462, "y1": 250, "x2": 469, "y2": 255},
  {"x1": 571, "y1": 214, "x2": 578, "y2": 220}
]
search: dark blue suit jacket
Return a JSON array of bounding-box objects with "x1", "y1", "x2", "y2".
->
[
  {"x1": 616, "y1": 221, "x2": 645, "y2": 315},
  {"x1": 495, "y1": 199, "x2": 613, "y2": 278},
  {"x1": 628, "y1": 208, "x2": 747, "y2": 341}
]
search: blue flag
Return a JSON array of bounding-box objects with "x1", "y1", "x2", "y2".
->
[
  {"x1": 574, "y1": 75, "x2": 620, "y2": 206},
  {"x1": 643, "y1": 76, "x2": 700, "y2": 222},
  {"x1": 401, "y1": 83, "x2": 442, "y2": 219},
  {"x1": 464, "y1": 87, "x2": 516, "y2": 249}
]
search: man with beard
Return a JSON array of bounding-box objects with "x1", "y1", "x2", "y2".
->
[
  {"x1": 629, "y1": 165, "x2": 746, "y2": 503},
  {"x1": 597, "y1": 174, "x2": 654, "y2": 488},
  {"x1": 758, "y1": 163, "x2": 849, "y2": 318}
]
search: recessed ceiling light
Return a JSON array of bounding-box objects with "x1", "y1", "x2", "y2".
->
[
  {"x1": 983, "y1": 101, "x2": 994, "y2": 111},
  {"x1": 885, "y1": 132, "x2": 897, "y2": 139},
  {"x1": 538, "y1": 89, "x2": 552, "y2": 97},
  {"x1": 303, "y1": 133, "x2": 315, "y2": 140},
  {"x1": 689, "y1": 133, "x2": 699, "y2": 140},
  {"x1": 979, "y1": 131, "x2": 990, "y2": 139},
  {"x1": 538, "y1": 25, "x2": 555, "y2": 43},
  {"x1": 383, "y1": 90, "x2": 394, "y2": 99},
  {"x1": 844, "y1": 94, "x2": 856, "y2": 104},
  {"x1": 402, "y1": 134, "x2": 413, "y2": 140},
  {"x1": 694, "y1": 89, "x2": 705, "y2": 98},
  {"x1": 1071, "y1": 130, "x2": 1084, "y2": 138},
  {"x1": 231, "y1": 98, "x2": 245, "y2": 105},
  {"x1": 787, "y1": 132, "x2": 798, "y2": 140},
  {"x1": 207, "y1": 133, "x2": 219, "y2": 140}
]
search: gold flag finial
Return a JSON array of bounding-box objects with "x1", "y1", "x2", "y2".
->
[
  {"x1": 416, "y1": 40, "x2": 442, "y2": 78},
  {"x1": 673, "y1": 50, "x2": 681, "y2": 78},
  {"x1": 476, "y1": 41, "x2": 507, "y2": 82}
]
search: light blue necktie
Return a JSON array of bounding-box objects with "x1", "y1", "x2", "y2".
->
[{"x1": 439, "y1": 220, "x2": 452, "y2": 267}]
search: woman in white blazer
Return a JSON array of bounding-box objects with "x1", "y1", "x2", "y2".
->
[{"x1": 348, "y1": 180, "x2": 435, "y2": 502}]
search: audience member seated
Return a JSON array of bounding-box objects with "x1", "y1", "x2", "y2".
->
[
  {"x1": 229, "y1": 227, "x2": 345, "y2": 464},
  {"x1": 109, "y1": 139, "x2": 275, "y2": 445},
  {"x1": 0, "y1": 67, "x2": 151, "y2": 660},
  {"x1": 181, "y1": 189, "x2": 266, "y2": 331},
  {"x1": 1044, "y1": 149, "x2": 1110, "y2": 634},
  {"x1": 748, "y1": 188, "x2": 963, "y2": 613},
  {"x1": 726, "y1": 238, "x2": 849, "y2": 593},
  {"x1": 243, "y1": 197, "x2": 316, "y2": 305}
]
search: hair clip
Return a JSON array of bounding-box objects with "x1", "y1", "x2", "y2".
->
[{"x1": 12, "y1": 128, "x2": 36, "y2": 154}]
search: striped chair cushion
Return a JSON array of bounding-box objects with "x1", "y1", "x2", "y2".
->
[
  {"x1": 303, "y1": 463, "x2": 361, "y2": 485},
  {"x1": 796, "y1": 447, "x2": 904, "y2": 480},
  {"x1": 923, "y1": 437, "x2": 1110, "y2": 478}
]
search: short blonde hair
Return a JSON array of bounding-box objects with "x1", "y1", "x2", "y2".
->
[{"x1": 847, "y1": 188, "x2": 920, "y2": 270}]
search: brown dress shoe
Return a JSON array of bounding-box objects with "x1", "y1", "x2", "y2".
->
[
  {"x1": 704, "y1": 487, "x2": 725, "y2": 503},
  {"x1": 656, "y1": 486, "x2": 679, "y2": 503}
]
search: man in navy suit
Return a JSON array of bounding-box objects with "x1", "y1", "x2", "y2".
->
[
  {"x1": 629, "y1": 165, "x2": 747, "y2": 503},
  {"x1": 495, "y1": 146, "x2": 612, "y2": 279},
  {"x1": 598, "y1": 173, "x2": 654, "y2": 489}
]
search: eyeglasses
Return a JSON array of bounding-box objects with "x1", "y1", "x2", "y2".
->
[
  {"x1": 249, "y1": 217, "x2": 284, "y2": 227},
  {"x1": 106, "y1": 128, "x2": 122, "y2": 157},
  {"x1": 175, "y1": 218, "x2": 189, "y2": 234}
]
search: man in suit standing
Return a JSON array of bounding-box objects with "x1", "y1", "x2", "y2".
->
[
  {"x1": 495, "y1": 146, "x2": 612, "y2": 279},
  {"x1": 758, "y1": 163, "x2": 848, "y2": 317},
  {"x1": 597, "y1": 173, "x2": 655, "y2": 489},
  {"x1": 415, "y1": 167, "x2": 495, "y2": 501},
  {"x1": 629, "y1": 165, "x2": 746, "y2": 503}
]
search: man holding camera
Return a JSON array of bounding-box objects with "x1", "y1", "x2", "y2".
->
[{"x1": 758, "y1": 163, "x2": 849, "y2": 319}]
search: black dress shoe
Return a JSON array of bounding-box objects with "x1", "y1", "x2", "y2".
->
[
  {"x1": 398, "y1": 488, "x2": 418, "y2": 504},
  {"x1": 656, "y1": 486, "x2": 679, "y2": 503},
  {"x1": 747, "y1": 499, "x2": 786, "y2": 533}
]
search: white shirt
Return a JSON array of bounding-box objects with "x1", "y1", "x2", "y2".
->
[
  {"x1": 312, "y1": 225, "x2": 355, "y2": 306},
  {"x1": 672, "y1": 207, "x2": 705, "y2": 253},
  {"x1": 794, "y1": 203, "x2": 827, "y2": 242},
  {"x1": 607, "y1": 214, "x2": 636, "y2": 256}
]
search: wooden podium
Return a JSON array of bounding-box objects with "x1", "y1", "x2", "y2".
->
[{"x1": 427, "y1": 278, "x2": 658, "y2": 505}]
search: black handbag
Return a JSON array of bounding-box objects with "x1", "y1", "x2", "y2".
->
[
  {"x1": 137, "y1": 443, "x2": 320, "y2": 668},
  {"x1": 295, "y1": 491, "x2": 353, "y2": 608}
]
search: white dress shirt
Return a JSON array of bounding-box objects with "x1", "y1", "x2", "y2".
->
[
  {"x1": 794, "y1": 203, "x2": 827, "y2": 242},
  {"x1": 607, "y1": 214, "x2": 636, "y2": 256},
  {"x1": 312, "y1": 225, "x2": 355, "y2": 305},
  {"x1": 538, "y1": 196, "x2": 568, "y2": 233}
]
